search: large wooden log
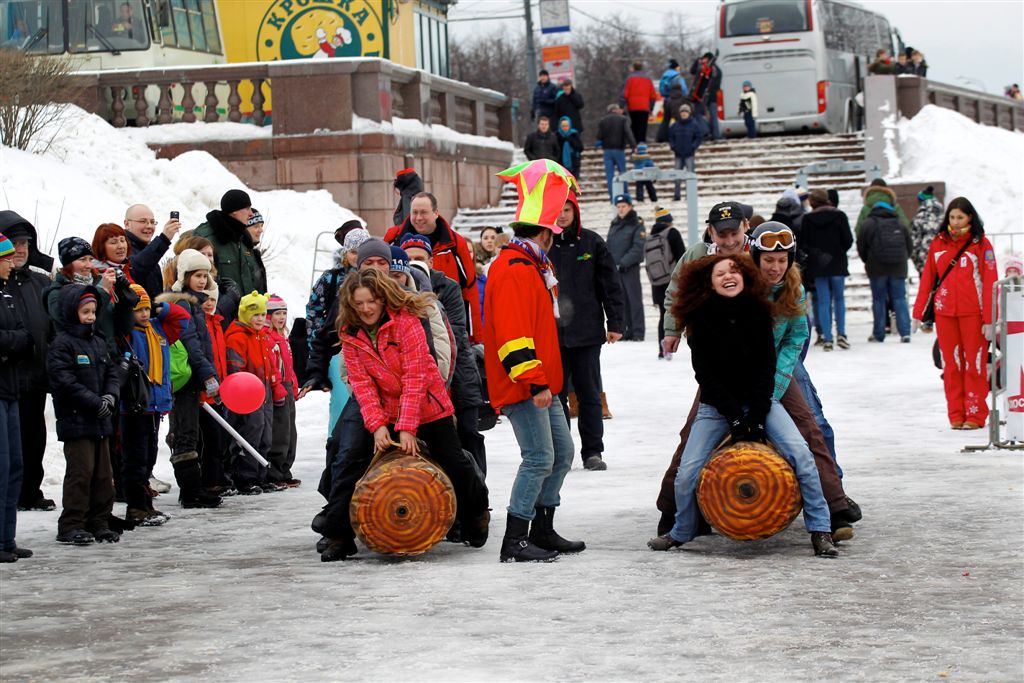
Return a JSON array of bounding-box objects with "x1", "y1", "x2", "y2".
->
[
  {"x1": 350, "y1": 445, "x2": 456, "y2": 557},
  {"x1": 697, "y1": 441, "x2": 802, "y2": 541}
]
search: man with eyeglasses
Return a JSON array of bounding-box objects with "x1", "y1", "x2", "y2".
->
[{"x1": 123, "y1": 204, "x2": 180, "y2": 300}]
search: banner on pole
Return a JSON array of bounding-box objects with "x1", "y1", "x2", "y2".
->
[
  {"x1": 540, "y1": 0, "x2": 571, "y2": 34},
  {"x1": 542, "y1": 44, "x2": 573, "y2": 84}
]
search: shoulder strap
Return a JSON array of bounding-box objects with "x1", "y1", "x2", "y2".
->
[{"x1": 932, "y1": 238, "x2": 973, "y2": 291}]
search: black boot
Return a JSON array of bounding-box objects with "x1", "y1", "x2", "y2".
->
[
  {"x1": 811, "y1": 532, "x2": 839, "y2": 557},
  {"x1": 500, "y1": 514, "x2": 558, "y2": 563},
  {"x1": 172, "y1": 453, "x2": 222, "y2": 509},
  {"x1": 320, "y1": 537, "x2": 358, "y2": 562},
  {"x1": 529, "y1": 507, "x2": 585, "y2": 553}
]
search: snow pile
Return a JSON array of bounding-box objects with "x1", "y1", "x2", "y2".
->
[
  {"x1": 120, "y1": 120, "x2": 273, "y2": 145},
  {"x1": 0, "y1": 105, "x2": 355, "y2": 309},
  {"x1": 897, "y1": 105, "x2": 1023, "y2": 238},
  {"x1": 353, "y1": 114, "x2": 515, "y2": 152}
]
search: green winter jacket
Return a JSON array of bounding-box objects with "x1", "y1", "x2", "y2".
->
[
  {"x1": 855, "y1": 186, "x2": 909, "y2": 234},
  {"x1": 193, "y1": 210, "x2": 266, "y2": 294},
  {"x1": 769, "y1": 281, "x2": 809, "y2": 401}
]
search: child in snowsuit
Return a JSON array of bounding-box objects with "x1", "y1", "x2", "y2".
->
[
  {"x1": 198, "y1": 287, "x2": 232, "y2": 493},
  {"x1": 738, "y1": 80, "x2": 758, "y2": 138},
  {"x1": 225, "y1": 291, "x2": 278, "y2": 494},
  {"x1": 119, "y1": 284, "x2": 192, "y2": 526},
  {"x1": 48, "y1": 284, "x2": 121, "y2": 545},
  {"x1": 910, "y1": 186, "x2": 943, "y2": 275},
  {"x1": 631, "y1": 142, "x2": 658, "y2": 203},
  {"x1": 164, "y1": 249, "x2": 222, "y2": 508},
  {"x1": 265, "y1": 295, "x2": 300, "y2": 487}
]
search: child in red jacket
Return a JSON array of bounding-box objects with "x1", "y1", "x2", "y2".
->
[
  {"x1": 265, "y1": 295, "x2": 301, "y2": 487},
  {"x1": 225, "y1": 291, "x2": 278, "y2": 495}
]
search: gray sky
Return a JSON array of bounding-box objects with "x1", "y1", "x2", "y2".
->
[{"x1": 449, "y1": 0, "x2": 1024, "y2": 95}]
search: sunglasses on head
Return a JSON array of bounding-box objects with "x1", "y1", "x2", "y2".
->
[{"x1": 753, "y1": 229, "x2": 795, "y2": 251}]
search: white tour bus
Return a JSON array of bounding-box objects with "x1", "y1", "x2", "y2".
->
[
  {"x1": 713, "y1": 0, "x2": 902, "y2": 136},
  {"x1": 1, "y1": 0, "x2": 225, "y2": 70}
]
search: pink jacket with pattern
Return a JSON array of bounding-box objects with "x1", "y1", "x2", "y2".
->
[{"x1": 340, "y1": 309, "x2": 453, "y2": 434}]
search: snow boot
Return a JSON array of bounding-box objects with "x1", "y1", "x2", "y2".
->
[
  {"x1": 311, "y1": 509, "x2": 327, "y2": 534},
  {"x1": 56, "y1": 529, "x2": 95, "y2": 545},
  {"x1": 316, "y1": 536, "x2": 330, "y2": 554},
  {"x1": 583, "y1": 455, "x2": 607, "y2": 471},
  {"x1": 92, "y1": 527, "x2": 121, "y2": 543},
  {"x1": 18, "y1": 496, "x2": 56, "y2": 512},
  {"x1": 320, "y1": 537, "x2": 358, "y2": 562},
  {"x1": 529, "y1": 507, "x2": 585, "y2": 554},
  {"x1": 0, "y1": 550, "x2": 16, "y2": 563},
  {"x1": 648, "y1": 533, "x2": 684, "y2": 551},
  {"x1": 843, "y1": 497, "x2": 862, "y2": 523},
  {"x1": 811, "y1": 532, "x2": 838, "y2": 557},
  {"x1": 499, "y1": 514, "x2": 558, "y2": 563},
  {"x1": 8, "y1": 546, "x2": 33, "y2": 559},
  {"x1": 172, "y1": 452, "x2": 222, "y2": 509},
  {"x1": 460, "y1": 510, "x2": 490, "y2": 548}
]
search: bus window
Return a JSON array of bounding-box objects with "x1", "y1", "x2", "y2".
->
[
  {"x1": 3, "y1": 0, "x2": 65, "y2": 54},
  {"x1": 185, "y1": 0, "x2": 205, "y2": 51},
  {"x1": 200, "y1": 0, "x2": 219, "y2": 53},
  {"x1": 723, "y1": 0, "x2": 809, "y2": 37},
  {"x1": 67, "y1": 0, "x2": 150, "y2": 53}
]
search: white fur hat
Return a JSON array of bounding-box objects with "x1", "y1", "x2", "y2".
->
[{"x1": 172, "y1": 249, "x2": 214, "y2": 293}]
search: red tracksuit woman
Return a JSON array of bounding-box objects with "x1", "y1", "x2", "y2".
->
[{"x1": 912, "y1": 197, "x2": 997, "y2": 429}]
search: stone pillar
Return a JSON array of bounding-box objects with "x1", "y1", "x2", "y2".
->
[
  {"x1": 864, "y1": 75, "x2": 899, "y2": 177},
  {"x1": 352, "y1": 60, "x2": 392, "y2": 123},
  {"x1": 268, "y1": 61, "x2": 355, "y2": 135},
  {"x1": 400, "y1": 71, "x2": 433, "y2": 123},
  {"x1": 895, "y1": 75, "x2": 928, "y2": 119}
]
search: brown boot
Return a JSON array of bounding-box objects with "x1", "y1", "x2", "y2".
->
[
  {"x1": 600, "y1": 392, "x2": 613, "y2": 420},
  {"x1": 567, "y1": 392, "x2": 579, "y2": 419}
]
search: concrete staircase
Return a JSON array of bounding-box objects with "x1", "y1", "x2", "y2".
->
[{"x1": 453, "y1": 132, "x2": 891, "y2": 314}]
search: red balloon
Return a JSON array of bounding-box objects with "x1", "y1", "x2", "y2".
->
[{"x1": 220, "y1": 372, "x2": 266, "y2": 414}]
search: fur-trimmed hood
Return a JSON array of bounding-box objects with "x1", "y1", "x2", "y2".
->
[{"x1": 862, "y1": 185, "x2": 898, "y2": 207}]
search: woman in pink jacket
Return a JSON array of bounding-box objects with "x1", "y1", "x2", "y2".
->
[{"x1": 319, "y1": 269, "x2": 489, "y2": 561}]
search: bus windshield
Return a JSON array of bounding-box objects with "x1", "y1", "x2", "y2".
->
[
  {"x1": 1, "y1": 0, "x2": 150, "y2": 54},
  {"x1": 723, "y1": 0, "x2": 810, "y2": 37}
]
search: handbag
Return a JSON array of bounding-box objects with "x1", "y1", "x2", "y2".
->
[{"x1": 920, "y1": 238, "x2": 972, "y2": 325}]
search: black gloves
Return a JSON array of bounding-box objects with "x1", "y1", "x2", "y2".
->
[
  {"x1": 730, "y1": 418, "x2": 766, "y2": 444},
  {"x1": 303, "y1": 376, "x2": 332, "y2": 393}
]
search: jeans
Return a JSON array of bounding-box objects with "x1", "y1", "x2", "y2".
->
[
  {"x1": 814, "y1": 276, "x2": 847, "y2": 342},
  {"x1": 16, "y1": 389, "x2": 46, "y2": 507},
  {"x1": 707, "y1": 99, "x2": 722, "y2": 139},
  {"x1": 502, "y1": 398, "x2": 574, "y2": 521},
  {"x1": 669, "y1": 401, "x2": 832, "y2": 542},
  {"x1": 673, "y1": 156, "x2": 694, "y2": 199},
  {"x1": 559, "y1": 344, "x2": 604, "y2": 461},
  {"x1": 792, "y1": 361, "x2": 841, "y2": 477},
  {"x1": 602, "y1": 148, "x2": 627, "y2": 202},
  {"x1": 743, "y1": 111, "x2": 756, "y2": 138},
  {"x1": 0, "y1": 399, "x2": 23, "y2": 550},
  {"x1": 869, "y1": 276, "x2": 911, "y2": 340}
]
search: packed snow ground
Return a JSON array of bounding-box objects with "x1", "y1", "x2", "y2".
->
[{"x1": 1, "y1": 308, "x2": 1022, "y2": 682}]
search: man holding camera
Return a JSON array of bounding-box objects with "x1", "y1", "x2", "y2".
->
[{"x1": 123, "y1": 204, "x2": 179, "y2": 300}]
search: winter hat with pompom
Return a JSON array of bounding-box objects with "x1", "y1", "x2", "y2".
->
[{"x1": 266, "y1": 294, "x2": 287, "y2": 313}]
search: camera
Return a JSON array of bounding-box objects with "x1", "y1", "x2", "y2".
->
[{"x1": 170, "y1": 211, "x2": 179, "y2": 220}]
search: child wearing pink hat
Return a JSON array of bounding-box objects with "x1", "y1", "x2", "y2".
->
[{"x1": 265, "y1": 295, "x2": 301, "y2": 487}]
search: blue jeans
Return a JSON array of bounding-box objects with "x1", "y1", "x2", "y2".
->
[
  {"x1": 669, "y1": 401, "x2": 831, "y2": 542},
  {"x1": 0, "y1": 399, "x2": 23, "y2": 550},
  {"x1": 673, "y1": 156, "x2": 694, "y2": 199},
  {"x1": 869, "y1": 276, "x2": 911, "y2": 340},
  {"x1": 707, "y1": 99, "x2": 722, "y2": 139},
  {"x1": 792, "y1": 362, "x2": 841, "y2": 478},
  {"x1": 602, "y1": 148, "x2": 627, "y2": 202},
  {"x1": 743, "y1": 111, "x2": 756, "y2": 138},
  {"x1": 502, "y1": 398, "x2": 574, "y2": 521},
  {"x1": 814, "y1": 276, "x2": 847, "y2": 342}
]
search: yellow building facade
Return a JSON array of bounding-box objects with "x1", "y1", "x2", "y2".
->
[{"x1": 217, "y1": 0, "x2": 452, "y2": 77}]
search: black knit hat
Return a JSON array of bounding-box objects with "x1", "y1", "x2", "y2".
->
[
  {"x1": 58, "y1": 236, "x2": 92, "y2": 266},
  {"x1": 220, "y1": 189, "x2": 252, "y2": 214}
]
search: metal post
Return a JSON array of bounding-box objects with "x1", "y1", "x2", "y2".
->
[
  {"x1": 202, "y1": 403, "x2": 270, "y2": 466},
  {"x1": 524, "y1": 0, "x2": 537, "y2": 98},
  {"x1": 686, "y1": 173, "x2": 699, "y2": 247}
]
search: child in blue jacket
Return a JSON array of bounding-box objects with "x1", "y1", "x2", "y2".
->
[{"x1": 631, "y1": 142, "x2": 658, "y2": 203}]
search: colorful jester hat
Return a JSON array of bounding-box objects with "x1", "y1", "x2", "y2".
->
[{"x1": 497, "y1": 159, "x2": 581, "y2": 234}]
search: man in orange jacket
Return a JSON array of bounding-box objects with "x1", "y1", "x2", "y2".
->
[
  {"x1": 621, "y1": 60, "x2": 657, "y2": 144},
  {"x1": 384, "y1": 192, "x2": 483, "y2": 342},
  {"x1": 486, "y1": 159, "x2": 586, "y2": 563}
]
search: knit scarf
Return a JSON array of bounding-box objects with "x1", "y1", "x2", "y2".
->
[
  {"x1": 510, "y1": 236, "x2": 560, "y2": 319},
  {"x1": 557, "y1": 123, "x2": 578, "y2": 171},
  {"x1": 136, "y1": 322, "x2": 163, "y2": 385}
]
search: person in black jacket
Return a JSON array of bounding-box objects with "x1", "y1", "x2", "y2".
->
[
  {"x1": 531, "y1": 69, "x2": 558, "y2": 121},
  {"x1": 596, "y1": 104, "x2": 637, "y2": 203},
  {"x1": 392, "y1": 168, "x2": 424, "y2": 228},
  {"x1": 647, "y1": 254, "x2": 838, "y2": 557},
  {"x1": 645, "y1": 207, "x2": 686, "y2": 357},
  {"x1": 553, "y1": 79, "x2": 584, "y2": 134},
  {"x1": 123, "y1": 204, "x2": 180, "y2": 301},
  {"x1": 606, "y1": 194, "x2": 647, "y2": 341},
  {"x1": 856, "y1": 200, "x2": 913, "y2": 342},
  {"x1": 48, "y1": 284, "x2": 121, "y2": 545},
  {"x1": 801, "y1": 189, "x2": 854, "y2": 350},
  {"x1": 402, "y1": 235, "x2": 488, "y2": 476},
  {"x1": 523, "y1": 116, "x2": 561, "y2": 162},
  {"x1": 0, "y1": 212, "x2": 55, "y2": 513},
  {"x1": 549, "y1": 193, "x2": 625, "y2": 471},
  {"x1": 0, "y1": 233, "x2": 35, "y2": 562}
]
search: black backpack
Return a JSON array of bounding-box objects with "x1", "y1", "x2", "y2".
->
[
  {"x1": 871, "y1": 216, "x2": 908, "y2": 266},
  {"x1": 117, "y1": 351, "x2": 152, "y2": 415}
]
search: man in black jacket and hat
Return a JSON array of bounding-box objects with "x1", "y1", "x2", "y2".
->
[
  {"x1": 122, "y1": 204, "x2": 180, "y2": 300},
  {"x1": 0, "y1": 212, "x2": 54, "y2": 512}
]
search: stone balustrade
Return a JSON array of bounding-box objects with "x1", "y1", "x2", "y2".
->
[
  {"x1": 68, "y1": 58, "x2": 514, "y2": 141},
  {"x1": 895, "y1": 75, "x2": 1024, "y2": 132}
]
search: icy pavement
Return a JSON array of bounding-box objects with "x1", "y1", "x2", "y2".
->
[{"x1": 1, "y1": 315, "x2": 1022, "y2": 682}]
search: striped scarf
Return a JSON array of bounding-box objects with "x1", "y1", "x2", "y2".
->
[
  {"x1": 136, "y1": 322, "x2": 163, "y2": 385},
  {"x1": 510, "y1": 236, "x2": 560, "y2": 319}
]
